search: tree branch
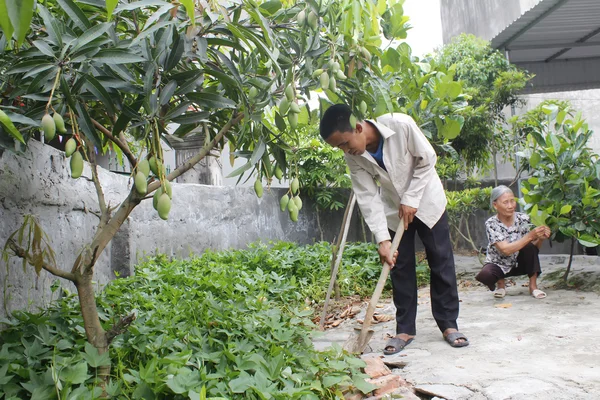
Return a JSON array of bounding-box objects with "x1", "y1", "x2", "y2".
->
[
  {"x1": 148, "y1": 112, "x2": 244, "y2": 192},
  {"x1": 91, "y1": 118, "x2": 137, "y2": 167},
  {"x1": 106, "y1": 313, "x2": 136, "y2": 344},
  {"x1": 8, "y1": 239, "x2": 76, "y2": 282},
  {"x1": 87, "y1": 147, "x2": 108, "y2": 226}
]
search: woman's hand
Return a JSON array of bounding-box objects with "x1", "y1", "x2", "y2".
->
[
  {"x1": 529, "y1": 226, "x2": 551, "y2": 240},
  {"x1": 378, "y1": 240, "x2": 398, "y2": 267}
]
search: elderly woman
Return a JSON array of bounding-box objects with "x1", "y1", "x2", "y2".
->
[{"x1": 476, "y1": 185, "x2": 551, "y2": 299}]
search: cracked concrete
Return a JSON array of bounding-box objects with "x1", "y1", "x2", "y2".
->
[{"x1": 314, "y1": 254, "x2": 600, "y2": 399}]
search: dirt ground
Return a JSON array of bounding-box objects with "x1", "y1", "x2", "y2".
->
[{"x1": 314, "y1": 254, "x2": 600, "y2": 399}]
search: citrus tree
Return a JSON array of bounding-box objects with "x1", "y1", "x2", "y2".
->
[
  {"x1": 515, "y1": 101, "x2": 600, "y2": 280},
  {"x1": 0, "y1": 0, "x2": 431, "y2": 389}
]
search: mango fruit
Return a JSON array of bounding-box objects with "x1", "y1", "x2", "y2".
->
[
  {"x1": 360, "y1": 100, "x2": 368, "y2": 114},
  {"x1": 289, "y1": 102, "x2": 300, "y2": 114},
  {"x1": 65, "y1": 138, "x2": 77, "y2": 157},
  {"x1": 290, "y1": 177, "x2": 299, "y2": 194},
  {"x1": 134, "y1": 171, "x2": 147, "y2": 195},
  {"x1": 329, "y1": 76, "x2": 337, "y2": 92},
  {"x1": 290, "y1": 208, "x2": 299, "y2": 222},
  {"x1": 149, "y1": 156, "x2": 159, "y2": 175},
  {"x1": 153, "y1": 188, "x2": 163, "y2": 210},
  {"x1": 297, "y1": 9, "x2": 306, "y2": 26},
  {"x1": 280, "y1": 98, "x2": 290, "y2": 115},
  {"x1": 280, "y1": 194, "x2": 289, "y2": 211},
  {"x1": 53, "y1": 113, "x2": 67, "y2": 134},
  {"x1": 307, "y1": 11, "x2": 318, "y2": 30},
  {"x1": 288, "y1": 112, "x2": 298, "y2": 129},
  {"x1": 254, "y1": 179, "x2": 263, "y2": 198},
  {"x1": 70, "y1": 151, "x2": 83, "y2": 179},
  {"x1": 319, "y1": 72, "x2": 329, "y2": 90},
  {"x1": 274, "y1": 166, "x2": 283, "y2": 180},
  {"x1": 285, "y1": 84, "x2": 295, "y2": 101},
  {"x1": 41, "y1": 113, "x2": 56, "y2": 142},
  {"x1": 293, "y1": 196, "x2": 303, "y2": 211},
  {"x1": 164, "y1": 180, "x2": 172, "y2": 199},
  {"x1": 249, "y1": 87, "x2": 258, "y2": 99},
  {"x1": 157, "y1": 193, "x2": 172, "y2": 220},
  {"x1": 138, "y1": 159, "x2": 150, "y2": 177}
]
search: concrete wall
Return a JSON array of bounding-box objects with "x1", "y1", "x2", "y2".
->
[{"x1": 0, "y1": 141, "x2": 365, "y2": 319}]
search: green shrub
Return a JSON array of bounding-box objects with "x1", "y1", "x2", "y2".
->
[{"x1": 0, "y1": 241, "x2": 431, "y2": 399}]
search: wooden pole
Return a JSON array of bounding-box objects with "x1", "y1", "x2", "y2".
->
[{"x1": 319, "y1": 192, "x2": 356, "y2": 330}]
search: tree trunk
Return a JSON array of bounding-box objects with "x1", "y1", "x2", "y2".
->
[
  {"x1": 316, "y1": 210, "x2": 324, "y2": 242},
  {"x1": 75, "y1": 273, "x2": 110, "y2": 388},
  {"x1": 563, "y1": 237, "x2": 575, "y2": 282}
]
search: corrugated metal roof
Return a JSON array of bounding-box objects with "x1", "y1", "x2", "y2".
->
[{"x1": 491, "y1": 0, "x2": 600, "y2": 63}]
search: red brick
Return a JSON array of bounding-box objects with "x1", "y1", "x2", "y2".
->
[
  {"x1": 368, "y1": 374, "x2": 401, "y2": 396},
  {"x1": 363, "y1": 356, "x2": 391, "y2": 379}
]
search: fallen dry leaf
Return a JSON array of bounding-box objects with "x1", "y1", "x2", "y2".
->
[
  {"x1": 494, "y1": 303, "x2": 512, "y2": 308},
  {"x1": 373, "y1": 314, "x2": 394, "y2": 323}
]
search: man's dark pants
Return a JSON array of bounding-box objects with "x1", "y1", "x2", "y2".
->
[{"x1": 389, "y1": 211, "x2": 459, "y2": 335}]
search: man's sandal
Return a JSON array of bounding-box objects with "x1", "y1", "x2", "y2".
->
[
  {"x1": 383, "y1": 337, "x2": 414, "y2": 355},
  {"x1": 494, "y1": 288, "x2": 506, "y2": 298},
  {"x1": 444, "y1": 332, "x2": 469, "y2": 348}
]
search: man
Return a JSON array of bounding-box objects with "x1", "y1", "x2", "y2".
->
[{"x1": 319, "y1": 104, "x2": 468, "y2": 355}]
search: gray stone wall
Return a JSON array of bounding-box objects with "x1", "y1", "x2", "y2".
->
[{"x1": 0, "y1": 140, "x2": 364, "y2": 319}]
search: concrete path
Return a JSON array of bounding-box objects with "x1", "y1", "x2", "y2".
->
[{"x1": 314, "y1": 255, "x2": 600, "y2": 399}]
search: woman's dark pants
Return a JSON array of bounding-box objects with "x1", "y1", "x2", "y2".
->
[{"x1": 475, "y1": 243, "x2": 542, "y2": 291}]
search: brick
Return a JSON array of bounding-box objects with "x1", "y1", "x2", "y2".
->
[
  {"x1": 367, "y1": 374, "x2": 405, "y2": 397},
  {"x1": 363, "y1": 356, "x2": 392, "y2": 379}
]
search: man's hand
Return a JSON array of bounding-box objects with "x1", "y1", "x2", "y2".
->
[
  {"x1": 398, "y1": 205, "x2": 417, "y2": 230},
  {"x1": 378, "y1": 240, "x2": 398, "y2": 267}
]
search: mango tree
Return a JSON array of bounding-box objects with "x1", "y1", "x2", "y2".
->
[
  {"x1": 515, "y1": 101, "x2": 600, "y2": 281},
  {"x1": 432, "y1": 34, "x2": 532, "y2": 182},
  {"x1": 0, "y1": 0, "x2": 423, "y2": 390}
]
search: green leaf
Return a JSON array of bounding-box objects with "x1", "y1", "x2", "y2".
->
[
  {"x1": 106, "y1": 0, "x2": 118, "y2": 19},
  {"x1": 57, "y1": 0, "x2": 92, "y2": 31},
  {"x1": 0, "y1": 110, "x2": 26, "y2": 143},
  {"x1": 322, "y1": 374, "x2": 346, "y2": 388},
  {"x1": 541, "y1": 104, "x2": 558, "y2": 116},
  {"x1": 84, "y1": 74, "x2": 116, "y2": 116},
  {"x1": 75, "y1": 102, "x2": 104, "y2": 151},
  {"x1": 577, "y1": 234, "x2": 600, "y2": 248},
  {"x1": 38, "y1": 5, "x2": 62, "y2": 47},
  {"x1": 32, "y1": 40, "x2": 56, "y2": 58},
  {"x1": 559, "y1": 205, "x2": 572, "y2": 215},
  {"x1": 165, "y1": 32, "x2": 184, "y2": 72},
  {"x1": 229, "y1": 371, "x2": 253, "y2": 393},
  {"x1": 71, "y1": 22, "x2": 112, "y2": 52},
  {"x1": 441, "y1": 117, "x2": 462, "y2": 140},
  {"x1": 529, "y1": 152, "x2": 541, "y2": 168},
  {"x1": 186, "y1": 93, "x2": 237, "y2": 109},
  {"x1": 6, "y1": 0, "x2": 34, "y2": 47},
  {"x1": 83, "y1": 342, "x2": 111, "y2": 368},
  {"x1": 352, "y1": 375, "x2": 378, "y2": 394},
  {"x1": 0, "y1": 0, "x2": 14, "y2": 44},
  {"x1": 180, "y1": 0, "x2": 195, "y2": 24},
  {"x1": 60, "y1": 362, "x2": 90, "y2": 384},
  {"x1": 93, "y1": 49, "x2": 146, "y2": 64}
]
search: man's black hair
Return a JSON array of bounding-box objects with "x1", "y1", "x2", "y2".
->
[{"x1": 319, "y1": 104, "x2": 353, "y2": 140}]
